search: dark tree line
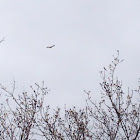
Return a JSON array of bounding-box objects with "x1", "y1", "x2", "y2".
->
[{"x1": 0, "y1": 51, "x2": 140, "y2": 140}]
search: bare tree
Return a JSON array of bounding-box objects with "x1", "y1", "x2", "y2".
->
[
  {"x1": 0, "y1": 51, "x2": 140, "y2": 140},
  {"x1": 35, "y1": 105, "x2": 93, "y2": 140},
  {"x1": 0, "y1": 82, "x2": 48, "y2": 140},
  {"x1": 86, "y1": 51, "x2": 140, "y2": 140}
]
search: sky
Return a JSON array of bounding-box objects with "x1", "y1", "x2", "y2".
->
[{"x1": 0, "y1": 0, "x2": 140, "y2": 108}]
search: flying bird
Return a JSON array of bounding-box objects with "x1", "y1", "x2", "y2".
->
[{"x1": 46, "y1": 45, "x2": 55, "y2": 48}]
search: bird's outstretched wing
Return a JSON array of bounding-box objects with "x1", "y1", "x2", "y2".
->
[
  {"x1": 0, "y1": 37, "x2": 5, "y2": 44},
  {"x1": 46, "y1": 45, "x2": 55, "y2": 48}
]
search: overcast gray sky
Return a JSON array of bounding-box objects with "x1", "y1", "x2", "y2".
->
[{"x1": 0, "y1": 0, "x2": 140, "y2": 108}]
